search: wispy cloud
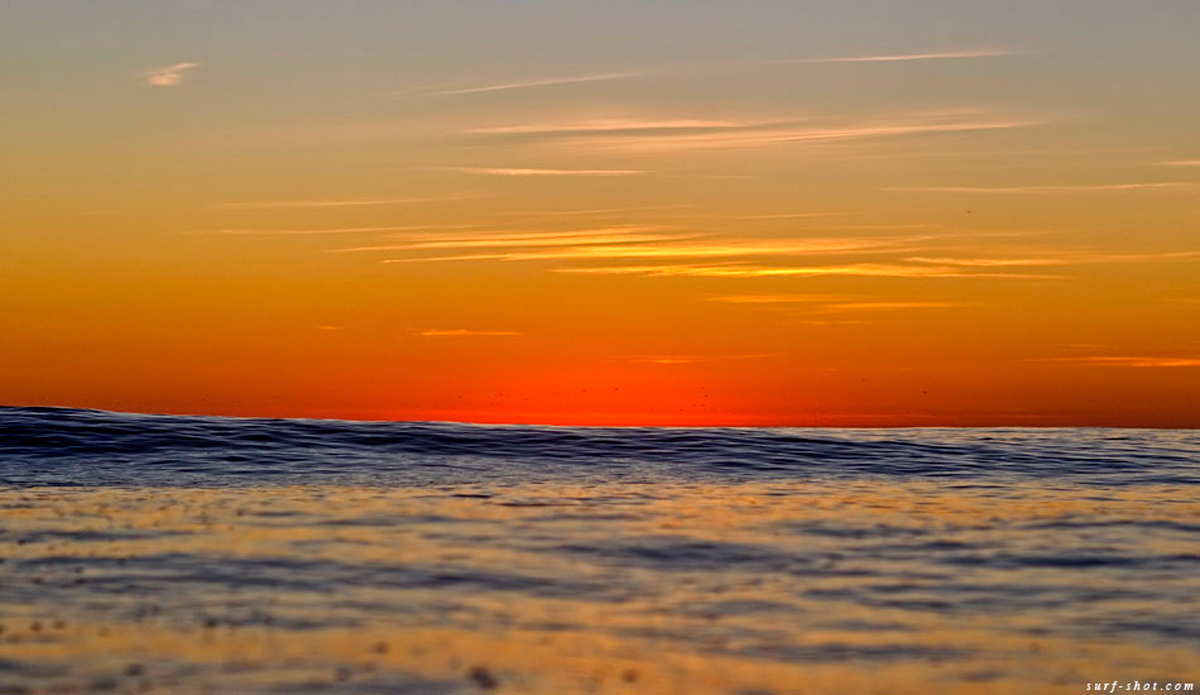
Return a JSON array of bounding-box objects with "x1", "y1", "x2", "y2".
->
[
  {"x1": 709, "y1": 294, "x2": 855, "y2": 304},
  {"x1": 824, "y1": 301, "x2": 966, "y2": 311},
  {"x1": 495, "y1": 204, "x2": 691, "y2": 218},
  {"x1": 693, "y1": 212, "x2": 848, "y2": 221},
  {"x1": 650, "y1": 211, "x2": 850, "y2": 223},
  {"x1": 216, "y1": 194, "x2": 473, "y2": 210},
  {"x1": 467, "y1": 113, "x2": 1040, "y2": 152},
  {"x1": 381, "y1": 235, "x2": 929, "y2": 264},
  {"x1": 620, "y1": 354, "x2": 767, "y2": 365},
  {"x1": 446, "y1": 167, "x2": 646, "y2": 177},
  {"x1": 410, "y1": 71, "x2": 640, "y2": 97},
  {"x1": 906, "y1": 251, "x2": 1200, "y2": 266},
  {"x1": 708, "y1": 295, "x2": 965, "y2": 311},
  {"x1": 1076, "y1": 251, "x2": 1200, "y2": 263},
  {"x1": 335, "y1": 227, "x2": 678, "y2": 253},
  {"x1": 466, "y1": 119, "x2": 741, "y2": 135},
  {"x1": 1155, "y1": 160, "x2": 1200, "y2": 166},
  {"x1": 417, "y1": 329, "x2": 523, "y2": 337},
  {"x1": 215, "y1": 224, "x2": 477, "y2": 236},
  {"x1": 784, "y1": 50, "x2": 1013, "y2": 64},
  {"x1": 144, "y1": 62, "x2": 200, "y2": 87},
  {"x1": 889, "y1": 182, "x2": 1199, "y2": 194},
  {"x1": 905, "y1": 256, "x2": 1067, "y2": 267},
  {"x1": 554, "y1": 263, "x2": 1062, "y2": 279},
  {"x1": 1037, "y1": 356, "x2": 1200, "y2": 368}
]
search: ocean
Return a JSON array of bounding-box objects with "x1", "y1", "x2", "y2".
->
[{"x1": 1, "y1": 406, "x2": 1197, "y2": 694}]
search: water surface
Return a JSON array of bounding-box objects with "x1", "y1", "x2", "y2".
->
[{"x1": 2, "y1": 407, "x2": 1197, "y2": 694}]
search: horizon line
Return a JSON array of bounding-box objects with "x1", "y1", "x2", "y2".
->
[{"x1": 2, "y1": 403, "x2": 1193, "y2": 431}]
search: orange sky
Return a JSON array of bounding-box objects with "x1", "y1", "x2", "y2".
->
[{"x1": 2, "y1": 2, "x2": 1198, "y2": 427}]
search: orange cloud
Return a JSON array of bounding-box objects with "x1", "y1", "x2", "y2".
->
[
  {"x1": 1037, "y1": 356, "x2": 1200, "y2": 368},
  {"x1": 417, "y1": 329, "x2": 523, "y2": 337},
  {"x1": 889, "y1": 183, "x2": 1199, "y2": 194},
  {"x1": 468, "y1": 113, "x2": 1040, "y2": 152},
  {"x1": 555, "y1": 263, "x2": 1063, "y2": 279},
  {"x1": 446, "y1": 167, "x2": 647, "y2": 177}
]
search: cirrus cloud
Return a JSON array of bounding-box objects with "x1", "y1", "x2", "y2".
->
[{"x1": 144, "y1": 62, "x2": 200, "y2": 87}]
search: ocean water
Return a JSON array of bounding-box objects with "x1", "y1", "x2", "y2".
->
[{"x1": 1, "y1": 406, "x2": 1197, "y2": 694}]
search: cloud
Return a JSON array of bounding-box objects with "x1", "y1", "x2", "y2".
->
[
  {"x1": 1037, "y1": 356, "x2": 1200, "y2": 368},
  {"x1": 466, "y1": 119, "x2": 742, "y2": 136},
  {"x1": 467, "y1": 113, "x2": 1040, "y2": 152},
  {"x1": 784, "y1": 50, "x2": 1013, "y2": 64},
  {"x1": 553, "y1": 263, "x2": 1063, "y2": 279},
  {"x1": 709, "y1": 294, "x2": 855, "y2": 304},
  {"x1": 446, "y1": 167, "x2": 646, "y2": 177},
  {"x1": 1155, "y1": 160, "x2": 1200, "y2": 166},
  {"x1": 411, "y1": 71, "x2": 640, "y2": 97},
  {"x1": 708, "y1": 295, "x2": 965, "y2": 311},
  {"x1": 905, "y1": 256, "x2": 1067, "y2": 267},
  {"x1": 906, "y1": 251, "x2": 1200, "y2": 266},
  {"x1": 495, "y1": 204, "x2": 691, "y2": 218},
  {"x1": 678, "y1": 212, "x2": 848, "y2": 221},
  {"x1": 216, "y1": 194, "x2": 473, "y2": 209},
  {"x1": 620, "y1": 354, "x2": 766, "y2": 365},
  {"x1": 417, "y1": 329, "x2": 522, "y2": 337},
  {"x1": 380, "y1": 235, "x2": 928, "y2": 264},
  {"x1": 335, "y1": 227, "x2": 679, "y2": 253},
  {"x1": 823, "y1": 301, "x2": 966, "y2": 311},
  {"x1": 216, "y1": 224, "x2": 478, "y2": 236},
  {"x1": 1076, "y1": 251, "x2": 1200, "y2": 263},
  {"x1": 145, "y1": 62, "x2": 200, "y2": 87},
  {"x1": 889, "y1": 182, "x2": 1199, "y2": 194}
]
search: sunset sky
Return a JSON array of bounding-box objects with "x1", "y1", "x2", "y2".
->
[{"x1": 3, "y1": 1, "x2": 1198, "y2": 427}]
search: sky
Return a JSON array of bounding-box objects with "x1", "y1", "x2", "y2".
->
[{"x1": 2, "y1": 1, "x2": 1198, "y2": 427}]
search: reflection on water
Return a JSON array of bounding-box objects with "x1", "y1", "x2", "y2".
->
[{"x1": 2, "y1": 480, "x2": 1196, "y2": 694}]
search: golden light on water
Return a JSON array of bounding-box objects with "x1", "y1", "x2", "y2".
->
[{"x1": 4, "y1": 480, "x2": 1196, "y2": 693}]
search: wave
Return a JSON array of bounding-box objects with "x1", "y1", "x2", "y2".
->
[{"x1": 1, "y1": 406, "x2": 1197, "y2": 488}]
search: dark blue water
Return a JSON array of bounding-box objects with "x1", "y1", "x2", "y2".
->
[
  {"x1": 1, "y1": 406, "x2": 1197, "y2": 695},
  {"x1": 2, "y1": 406, "x2": 1197, "y2": 488}
]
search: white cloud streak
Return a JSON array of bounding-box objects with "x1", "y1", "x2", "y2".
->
[
  {"x1": 790, "y1": 50, "x2": 1013, "y2": 64},
  {"x1": 415, "y1": 71, "x2": 640, "y2": 97},
  {"x1": 145, "y1": 62, "x2": 200, "y2": 87}
]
